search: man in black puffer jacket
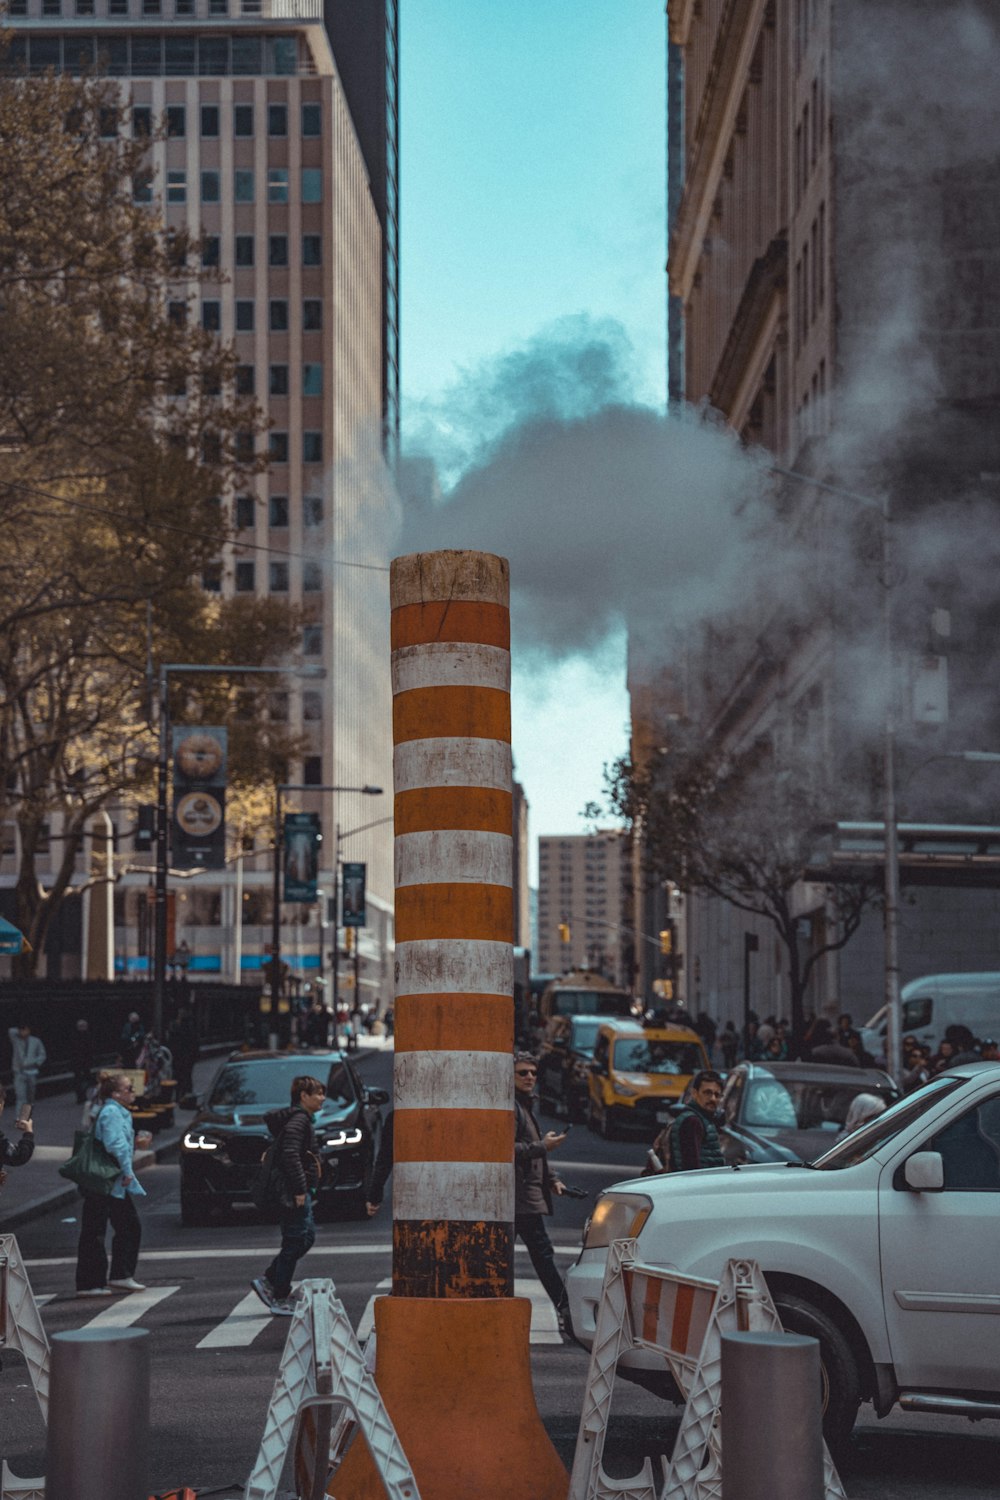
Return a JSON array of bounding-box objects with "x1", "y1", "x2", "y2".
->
[{"x1": 251, "y1": 1074, "x2": 325, "y2": 1315}]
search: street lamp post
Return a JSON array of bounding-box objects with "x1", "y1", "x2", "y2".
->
[
  {"x1": 269, "y1": 783, "x2": 382, "y2": 1042},
  {"x1": 153, "y1": 661, "x2": 322, "y2": 1038},
  {"x1": 329, "y1": 813, "x2": 394, "y2": 1023}
]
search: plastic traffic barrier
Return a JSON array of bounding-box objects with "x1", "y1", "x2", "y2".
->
[{"x1": 0, "y1": 1235, "x2": 50, "y2": 1500}]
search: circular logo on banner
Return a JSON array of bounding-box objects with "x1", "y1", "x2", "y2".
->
[
  {"x1": 175, "y1": 731, "x2": 224, "y2": 781},
  {"x1": 175, "y1": 792, "x2": 223, "y2": 837}
]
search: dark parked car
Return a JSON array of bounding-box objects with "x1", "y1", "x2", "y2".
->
[
  {"x1": 179, "y1": 1049, "x2": 388, "y2": 1225},
  {"x1": 717, "y1": 1060, "x2": 900, "y2": 1165},
  {"x1": 537, "y1": 1014, "x2": 604, "y2": 1120}
]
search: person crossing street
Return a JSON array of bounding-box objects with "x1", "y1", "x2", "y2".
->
[
  {"x1": 513, "y1": 1051, "x2": 569, "y2": 1326},
  {"x1": 251, "y1": 1074, "x2": 326, "y2": 1315}
]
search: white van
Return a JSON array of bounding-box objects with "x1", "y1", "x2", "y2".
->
[{"x1": 860, "y1": 972, "x2": 1000, "y2": 1059}]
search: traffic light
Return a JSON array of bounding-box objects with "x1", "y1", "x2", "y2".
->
[
  {"x1": 659, "y1": 928, "x2": 673, "y2": 956},
  {"x1": 344, "y1": 926, "x2": 355, "y2": 954},
  {"x1": 558, "y1": 922, "x2": 571, "y2": 944}
]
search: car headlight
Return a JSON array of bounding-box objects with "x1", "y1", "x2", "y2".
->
[
  {"x1": 613, "y1": 1081, "x2": 639, "y2": 1098},
  {"x1": 182, "y1": 1131, "x2": 219, "y2": 1151},
  {"x1": 582, "y1": 1192, "x2": 653, "y2": 1249},
  {"x1": 324, "y1": 1128, "x2": 363, "y2": 1148}
]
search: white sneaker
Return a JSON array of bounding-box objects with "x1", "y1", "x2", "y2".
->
[
  {"x1": 78, "y1": 1287, "x2": 114, "y2": 1297},
  {"x1": 107, "y1": 1277, "x2": 146, "y2": 1292}
]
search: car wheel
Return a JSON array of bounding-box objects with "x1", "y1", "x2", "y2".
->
[
  {"x1": 180, "y1": 1193, "x2": 214, "y2": 1228},
  {"x1": 772, "y1": 1292, "x2": 861, "y2": 1450}
]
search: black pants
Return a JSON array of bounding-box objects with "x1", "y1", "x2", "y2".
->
[
  {"x1": 264, "y1": 1199, "x2": 316, "y2": 1299},
  {"x1": 76, "y1": 1193, "x2": 142, "y2": 1290},
  {"x1": 515, "y1": 1213, "x2": 567, "y2": 1315}
]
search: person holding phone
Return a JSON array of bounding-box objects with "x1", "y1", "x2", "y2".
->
[
  {"x1": 513, "y1": 1051, "x2": 569, "y2": 1327},
  {"x1": 0, "y1": 1084, "x2": 35, "y2": 1189}
]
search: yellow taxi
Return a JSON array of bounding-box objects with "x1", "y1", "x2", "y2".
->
[{"x1": 586, "y1": 1019, "x2": 709, "y2": 1139}]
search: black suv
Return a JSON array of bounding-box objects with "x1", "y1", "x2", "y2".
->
[{"x1": 179, "y1": 1049, "x2": 388, "y2": 1225}]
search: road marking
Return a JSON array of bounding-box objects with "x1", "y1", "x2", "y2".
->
[
  {"x1": 196, "y1": 1291, "x2": 272, "y2": 1349},
  {"x1": 514, "y1": 1277, "x2": 563, "y2": 1345},
  {"x1": 35, "y1": 1294, "x2": 55, "y2": 1307},
  {"x1": 27, "y1": 1243, "x2": 578, "y2": 1269},
  {"x1": 81, "y1": 1285, "x2": 180, "y2": 1329},
  {"x1": 356, "y1": 1279, "x2": 392, "y2": 1343}
]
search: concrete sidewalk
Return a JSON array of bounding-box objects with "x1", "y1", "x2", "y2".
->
[{"x1": 0, "y1": 1034, "x2": 393, "y2": 1232}]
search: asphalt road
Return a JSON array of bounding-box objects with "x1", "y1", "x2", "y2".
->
[{"x1": 1, "y1": 1051, "x2": 996, "y2": 1497}]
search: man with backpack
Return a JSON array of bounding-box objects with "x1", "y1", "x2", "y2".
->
[
  {"x1": 251, "y1": 1074, "x2": 326, "y2": 1315},
  {"x1": 652, "y1": 1070, "x2": 725, "y2": 1173}
]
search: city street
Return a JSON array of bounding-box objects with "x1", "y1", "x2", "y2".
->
[{"x1": 0, "y1": 1048, "x2": 995, "y2": 1498}]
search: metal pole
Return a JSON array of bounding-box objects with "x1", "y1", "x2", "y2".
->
[
  {"x1": 270, "y1": 784, "x2": 282, "y2": 1048},
  {"x1": 332, "y1": 822, "x2": 340, "y2": 1024},
  {"x1": 46, "y1": 1326, "x2": 150, "y2": 1500},
  {"x1": 742, "y1": 932, "x2": 758, "y2": 1057},
  {"x1": 882, "y1": 494, "x2": 903, "y2": 1085},
  {"x1": 720, "y1": 1330, "x2": 823, "y2": 1500},
  {"x1": 153, "y1": 665, "x2": 169, "y2": 1039}
]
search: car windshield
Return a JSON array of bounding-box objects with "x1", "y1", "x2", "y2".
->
[
  {"x1": 209, "y1": 1059, "x2": 355, "y2": 1109},
  {"x1": 612, "y1": 1039, "x2": 703, "y2": 1075},
  {"x1": 571, "y1": 1019, "x2": 602, "y2": 1054},
  {"x1": 809, "y1": 1076, "x2": 966, "y2": 1170},
  {"x1": 743, "y1": 1078, "x2": 894, "y2": 1132},
  {"x1": 552, "y1": 989, "x2": 632, "y2": 1016}
]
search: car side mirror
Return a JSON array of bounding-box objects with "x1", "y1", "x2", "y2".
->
[
  {"x1": 903, "y1": 1151, "x2": 945, "y2": 1192},
  {"x1": 180, "y1": 1093, "x2": 201, "y2": 1111},
  {"x1": 365, "y1": 1087, "x2": 390, "y2": 1106}
]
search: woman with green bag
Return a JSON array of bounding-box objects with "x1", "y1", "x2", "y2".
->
[{"x1": 74, "y1": 1072, "x2": 147, "y2": 1298}]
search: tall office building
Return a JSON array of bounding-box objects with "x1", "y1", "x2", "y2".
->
[
  {"x1": 640, "y1": 0, "x2": 1000, "y2": 1023},
  {"x1": 536, "y1": 832, "x2": 629, "y2": 986},
  {"x1": 4, "y1": 0, "x2": 395, "y2": 1005}
]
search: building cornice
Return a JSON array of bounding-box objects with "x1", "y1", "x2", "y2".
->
[
  {"x1": 669, "y1": 0, "x2": 770, "y2": 303},
  {"x1": 709, "y1": 236, "x2": 787, "y2": 420}
]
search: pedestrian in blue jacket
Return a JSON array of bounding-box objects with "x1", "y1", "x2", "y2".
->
[{"x1": 74, "y1": 1072, "x2": 147, "y2": 1297}]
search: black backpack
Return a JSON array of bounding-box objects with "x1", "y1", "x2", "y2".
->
[{"x1": 252, "y1": 1135, "x2": 285, "y2": 1211}]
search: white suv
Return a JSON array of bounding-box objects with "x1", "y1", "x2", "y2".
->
[{"x1": 567, "y1": 1063, "x2": 1000, "y2": 1445}]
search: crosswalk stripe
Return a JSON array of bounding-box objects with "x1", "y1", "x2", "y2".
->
[
  {"x1": 82, "y1": 1285, "x2": 180, "y2": 1330},
  {"x1": 196, "y1": 1291, "x2": 272, "y2": 1349},
  {"x1": 514, "y1": 1277, "x2": 563, "y2": 1345}
]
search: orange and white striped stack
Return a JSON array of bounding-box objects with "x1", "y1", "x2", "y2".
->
[{"x1": 390, "y1": 550, "x2": 515, "y2": 1299}]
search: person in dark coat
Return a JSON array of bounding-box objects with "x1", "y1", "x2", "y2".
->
[
  {"x1": 119, "y1": 1013, "x2": 145, "y2": 1068},
  {"x1": 70, "y1": 1019, "x2": 94, "y2": 1103},
  {"x1": 301, "y1": 999, "x2": 332, "y2": 1050},
  {"x1": 167, "y1": 1006, "x2": 200, "y2": 1098},
  {"x1": 664, "y1": 1070, "x2": 725, "y2": 1171},
  {"x1": 513, "y1": 1052, "x2": 568, "y2": 1321},
  {"x1": 808, "y1": 1020, "x2": 860, "y2": 1067},
  {"x1": 365, "y1": 1110, "x2": 395, "y2": 1216},
  {"x1": 251, "y1": 1074, "x2": 325, "y2": 1315},
  {"x1": 0, "y1": 1082, "x2": 35, "y2": 1189}
]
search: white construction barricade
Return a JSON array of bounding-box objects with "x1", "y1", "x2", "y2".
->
[
  {"x1": 0, "y1": 1234, "x2": 50, "y2": 1500},
  {"x1": 568, "y1": 1239, "x2": 847, "y2": 1500},
  {"x1": 244, "y1": 1279, "x2": 419, "y2": 1500}
]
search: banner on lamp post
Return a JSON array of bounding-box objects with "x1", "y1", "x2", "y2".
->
[
  {"x1": 172, "y1": 727, "x2": 227, "y2": 870},
  {"x1": 342, "y1": 862, "x2": 366, "y2": 927},
  {"x1": 284, "y1": 812, "x2": 321, "y2": 903}
]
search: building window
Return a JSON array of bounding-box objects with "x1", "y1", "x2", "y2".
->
[
  {"x1": 269, "y1": 300, "x2": 288, "y2": 333},
  {"x1": 177, "y1": 0, "x2": 194, "y2": 13},
  {"x1": 301, "y1": 102, "x2": 321, "y2": 137},
  {"x1": 269, "y1": 562, "x2": 289, "y2": 593},
  {"x1": 235, "y1": 300, "x2": 255, "y2": 332},
  {"x1": 201, "y1": 170, "x2": 220, "y2": 203},
  {"x1": 269, "y1": 432, "x2": 288, "y2": 463},
  {"x1": 269, "y1": 364, "x2": 289, "y2": 396},
  {"x1": 234, "y1": 103, "x2": 254, "y2": 137},
  {"x1": 133, "y1": 106, "x2": 152, "y2": 138},
  {"x1": 301, "y1": 168, "x2": 322, "y2": 204},
  {"x1": 76, "y1": 0, "x2": 95, "y2": 16},
  {"x1": 133, "y1": 173, "x2": 153, "y2": 204},
  {"x1": 302, "y1": 624, "x2": 322, "y2": 655},
  {"x1": 302, "y1": 431, "x2": 322, "y2": 464},
  {"x1": 303, "y1": 494, "x2": 322, "y2": 528},
  {"x1": 166, "y1": 170, "x2": 186, "y2": 204},
  {"x1": 268, "y1": 234, "x2": 288, "y2": 267},
  {"x1": 302, "y1": 691, "x2": 322, "y2": 721},
  {"x1": 98, "y1": 107, "x2": 118, "y2": 137},
  {"x1": 267, "y1": 168, "x2": 289, "y2": 204},
  {"x1": 234, "y1": 170, "x2": 254, "y2": 203},
  {"x1": 268, "y1": 103, "x2": 287, "y2": 136},
  {"x1": 234, "y1": 494, "x2": 255, "y2": 529},
  {"x1": 167, "y1": 300, "x2": 187, "y2": 326},
  {"x1": 302, "y1": 234, "x2": 322, "y2": 267},
  {"x1": 303, "y1": 560, "x2": 322, "y2": 592},
  {"x1": 234, "y1": 561, "x2": 255, "y2": 592},
  {"x1": 201, "y1": 236, "x2": 220, "y2": 268},
  {"x1": 209, "y1": 0, "x2": 228, "y2": 13},
  {"x1": 303, "y1": 756, "x2": 322, "y2": 786},
  {"x1": 201, "y1": 104, "x2": 219, "y2": 137},
  {"x1": 302, "y1": 363, "x2": 322, "y2": 397},
  {"x1": 269, "y1": 495, "x2": 289, "y2": 528},
  {"x1": 202, "y1": 565, "x2": 221, "y2": 593},
  {"x1": 235, "y1": 235, "x2": 254, "y2": 267},
  {"x1": 302, "y1": 300, "x2": 322, "y2": 331},
  {"x1": 166, "y1": 105, "x2": 185, "y2": 137},
  {"x1": 235, "y1": 364, "x2": 254, "y2": 395},
  {"x1": 202, "y1": 301, "x2": 221, "y2": 332}
]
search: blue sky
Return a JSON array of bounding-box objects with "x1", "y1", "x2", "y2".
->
[{"x1": 400, "y1": 1, "x2": 667, "y2": 867}]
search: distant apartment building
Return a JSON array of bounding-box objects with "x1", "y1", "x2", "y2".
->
[
  {"x1": 536, "y1": 832, "x2": 629, "y2": 986},
  {"x1": 3, "y1": 0, "x2": 395, "y2": 1008},
  {"x1": 637, "y1": 0, "x2": 1000, "y2": 1025}
]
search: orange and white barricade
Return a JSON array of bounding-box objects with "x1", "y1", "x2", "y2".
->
[
  {"x1": 568, "y1": 1239, "x2": 846, "y2": 1500},
  {"x1": 0, "y1": 1234, "x2": 49, "y2": 1500}
]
